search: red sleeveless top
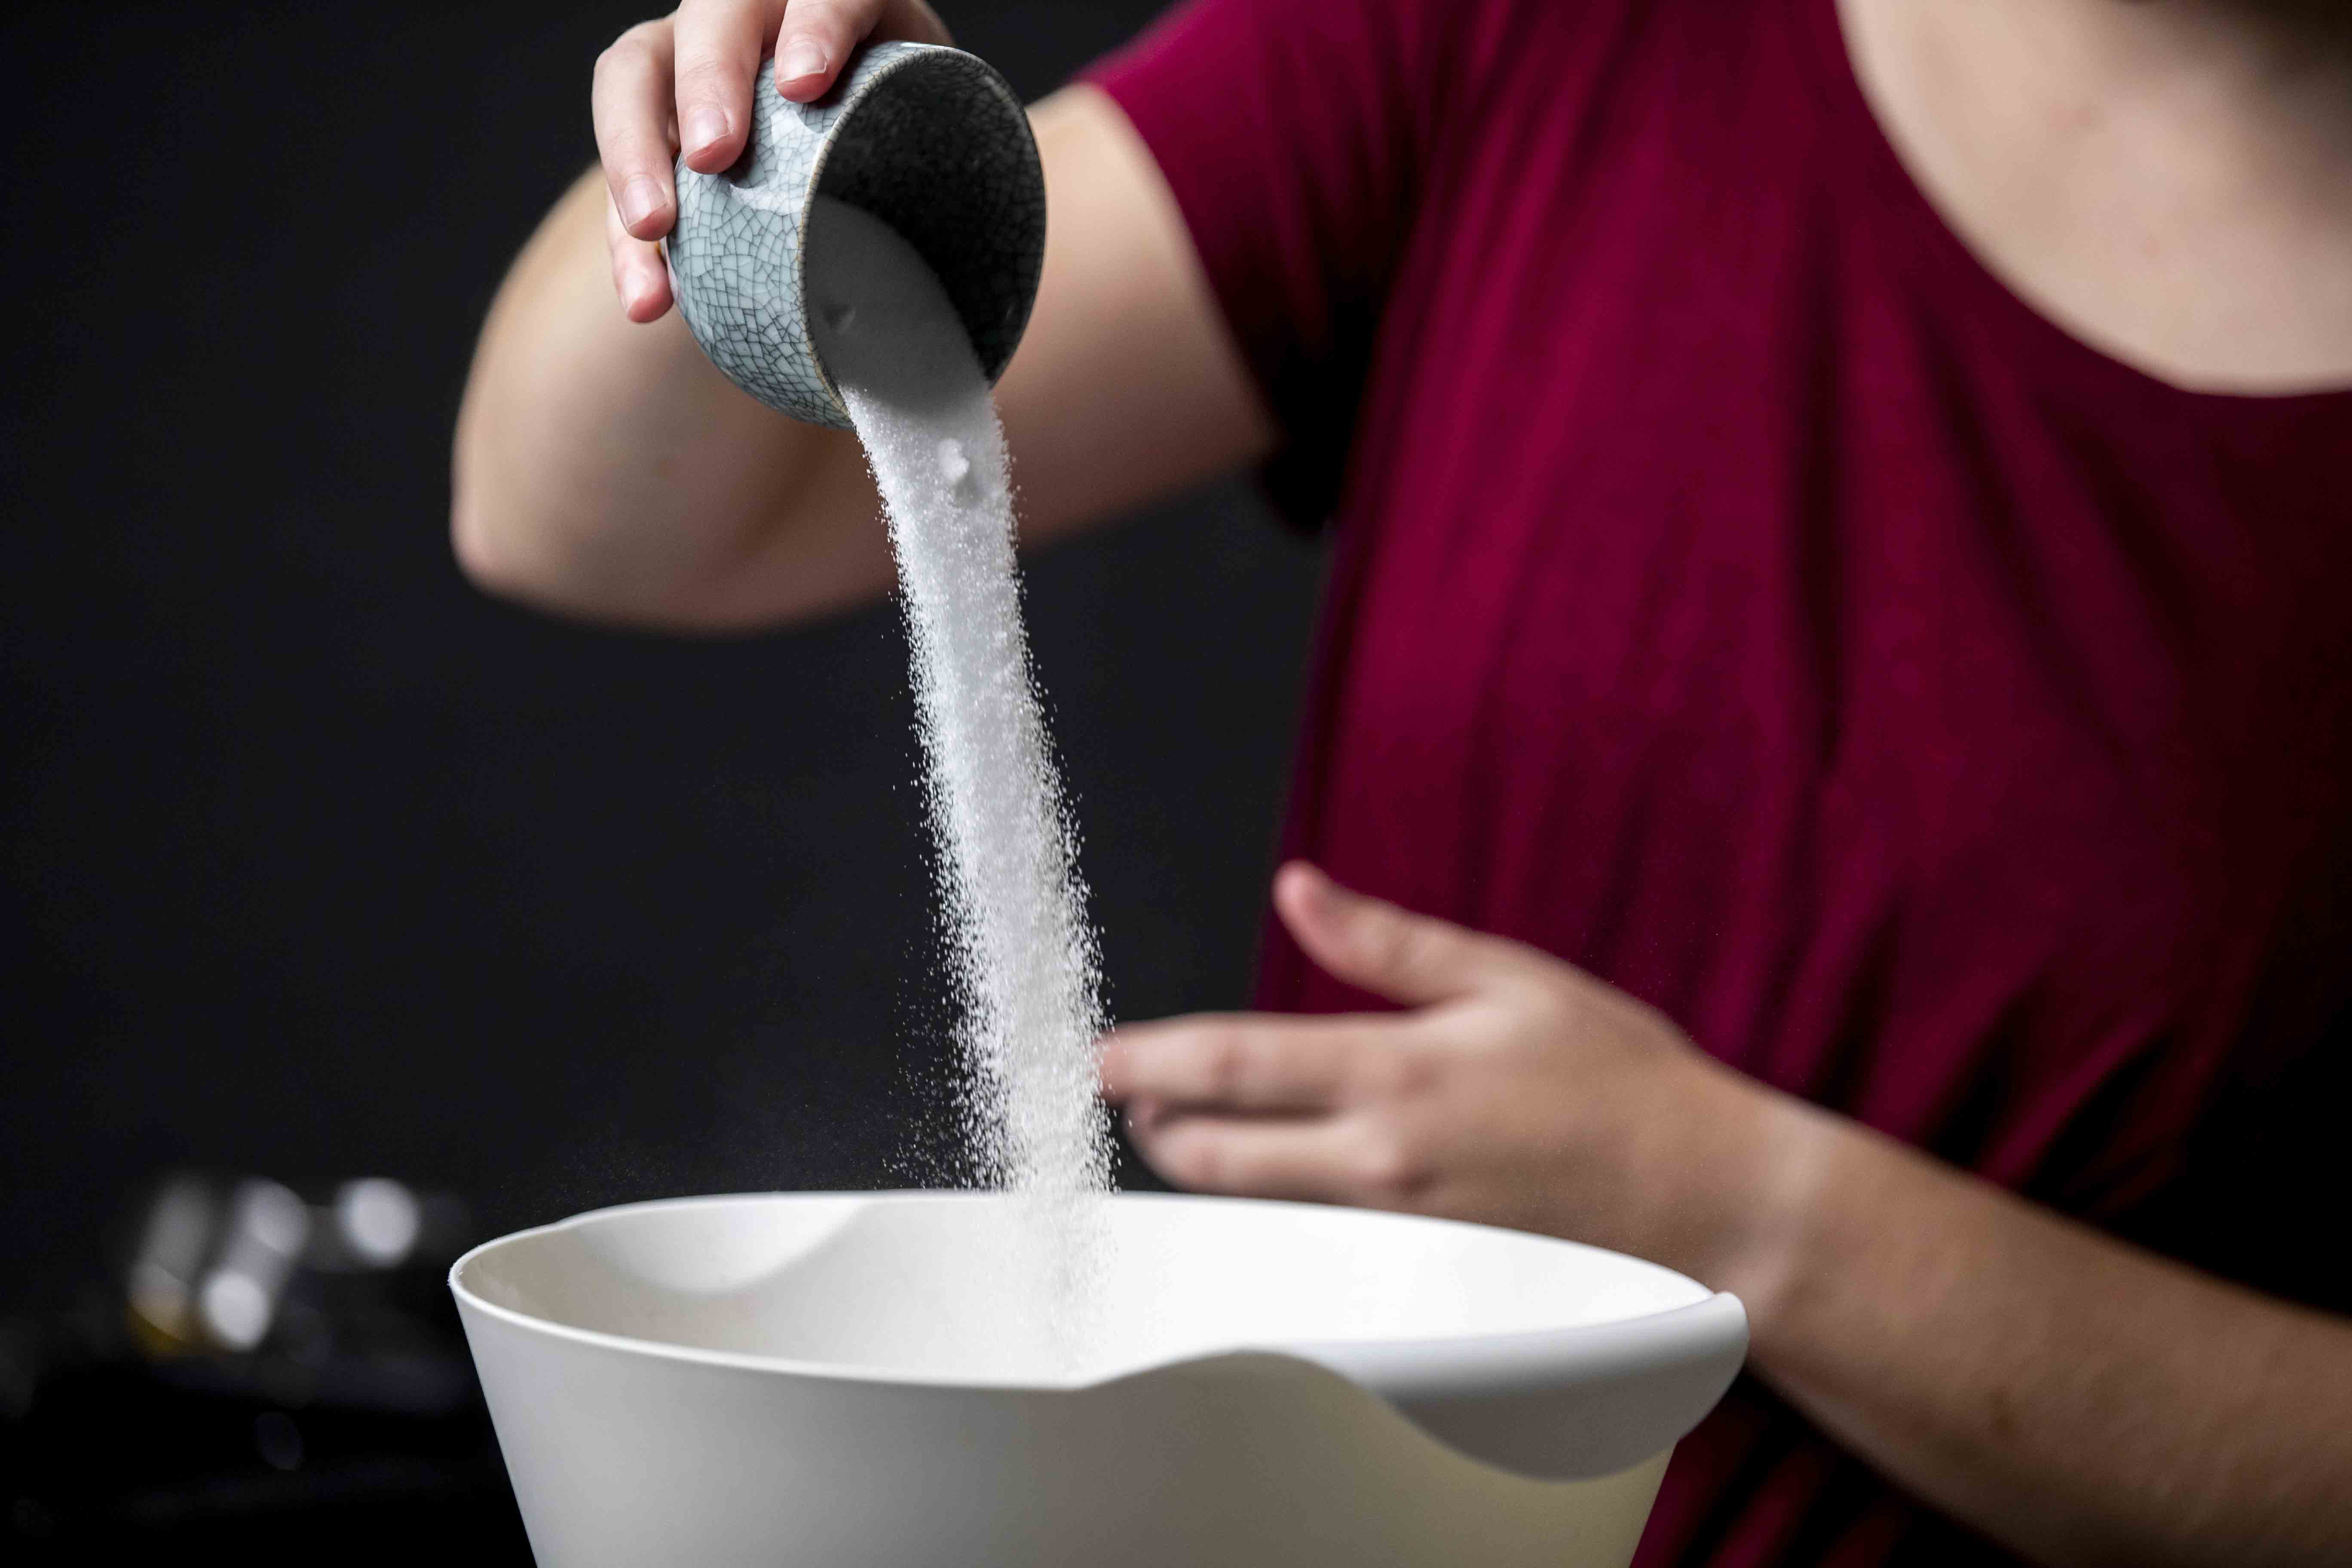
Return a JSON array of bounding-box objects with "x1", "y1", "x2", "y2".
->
[{"x1": 1090, "y1": 0, "x2": 2352, "y2": 1561}]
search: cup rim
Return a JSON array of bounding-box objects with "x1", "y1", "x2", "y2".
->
[{"x1": 794, "y1": 43, "x2": 1043, "y2": 417}]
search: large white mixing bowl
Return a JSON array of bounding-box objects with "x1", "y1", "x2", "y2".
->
[{"x1": 452, "y1": 1191, "x2": 1746, "y2": 1566}]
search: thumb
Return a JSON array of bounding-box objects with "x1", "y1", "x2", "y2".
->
[{"x1": 1274, "y1": 862, "x2": 1518, "y2": 1007}]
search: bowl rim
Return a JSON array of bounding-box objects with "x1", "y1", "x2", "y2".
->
[{"x1": 448, "y1": 1188, "x2": 1731, "y2": 1394}]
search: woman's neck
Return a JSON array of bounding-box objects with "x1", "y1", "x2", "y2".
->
[{"x1": 1839, "y1": 0, "x2": 2352, "y2": 393}]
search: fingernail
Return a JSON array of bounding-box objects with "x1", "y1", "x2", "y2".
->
[
  {"x1": 628, "y1": 254, "x2": 667, "y2": 312},
  {"x1": 620, "y1": 177, "x2": 664, "y2": 232},
  {"x1": 683, "y1": 106, "x2": 729, "y2": 156},
  {"x1": 777, "y1": 38, "x2": 828, "y2": 83}
]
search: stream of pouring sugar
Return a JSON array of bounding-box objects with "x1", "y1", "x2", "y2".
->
[{"x1": 806, "y1": 196, "x2": 1113, "y2": 1360}]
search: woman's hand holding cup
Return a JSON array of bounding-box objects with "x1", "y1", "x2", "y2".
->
[{"x1": 592, "y1": 0, "x2": 953, "y2": 322}]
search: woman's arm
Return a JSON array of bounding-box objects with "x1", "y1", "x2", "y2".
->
[
  {"x1": 1755, "y1": 1109, "x2": 2352, "y2": 1568},
  {"x1": 451, "y1": 0, "x2": 1271, "y2": 631},
  {"x1": 1102, "y1": 864, "x2": 2352, "y2": 1568}
]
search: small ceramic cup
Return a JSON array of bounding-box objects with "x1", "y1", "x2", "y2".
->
[{"x1": 662, "y1": 43, "x2": 1046, "y2": 430}]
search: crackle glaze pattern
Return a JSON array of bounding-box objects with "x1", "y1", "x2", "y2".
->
[{"x1": 664, "y1": 42, "x2": 1046, "y2": 429}]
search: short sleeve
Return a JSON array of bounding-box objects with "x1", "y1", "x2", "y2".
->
[{"x1": 1082, "y1": 0, "x2": 1449, "y2": 525}]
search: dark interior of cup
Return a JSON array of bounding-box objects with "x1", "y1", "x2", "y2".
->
[{"x1": 816, "y1": 51, "x2": 1047, "y2": 386}]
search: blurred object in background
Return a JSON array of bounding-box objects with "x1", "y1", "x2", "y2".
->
[
  {"x1": 3, "y1": 1171, "x2": 529, "y2": 1562},
  {"x1": 123, "y1": 1173, "x2": 469, "y2": 1360}
]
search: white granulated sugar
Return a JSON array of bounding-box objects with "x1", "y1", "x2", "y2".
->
[{"x1": 806, "y1": 196, "x2": 1112, "y2": 1354}]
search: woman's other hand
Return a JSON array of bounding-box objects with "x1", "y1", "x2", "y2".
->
[
  {"x1": 1100, "y1": 862, "x2": 1820, "y2": 1304},
  {"x1": 591, "y1": 0, "x2": 953, "y2": 322}
]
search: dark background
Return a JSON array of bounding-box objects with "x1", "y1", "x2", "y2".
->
[{"x1": 1, "y1": 0, "x2": 1319, "y2": 1538}]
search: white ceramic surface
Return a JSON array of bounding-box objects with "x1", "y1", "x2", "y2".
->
[{"x1": 453, "y1": 1191, "x2": 1746, "y2": 1567}]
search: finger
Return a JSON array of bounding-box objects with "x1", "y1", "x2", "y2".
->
[
  {"x1": 605, "y1": 191, "x2": 674, "y2": 322},
  {"x1": 773, "y1": 0, "x2": 889, "y2": 101},
  {"x1": 1100, "y1": 1014, "x2": 1389, "y2": 1113},
  {"x1": 772, "y1": 0, "x2": 951, "y2": 105},
  {"x1": 592, "y1": 21, "x2": 681, "y2": 240},
  {"x1": 1132, "y1": 1114, "x2": 1381, "y2": 1205},
  {"x1": 674, "y1": 0, "x2": 772, "y2": 172},
  {"x1": 1274, "y1": 861, "x2": 1522, "y2": 1007}
]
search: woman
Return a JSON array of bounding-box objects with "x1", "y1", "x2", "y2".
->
[{"x1": 451, "y1": 0, "x2": 2352, "y2": 1561}]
